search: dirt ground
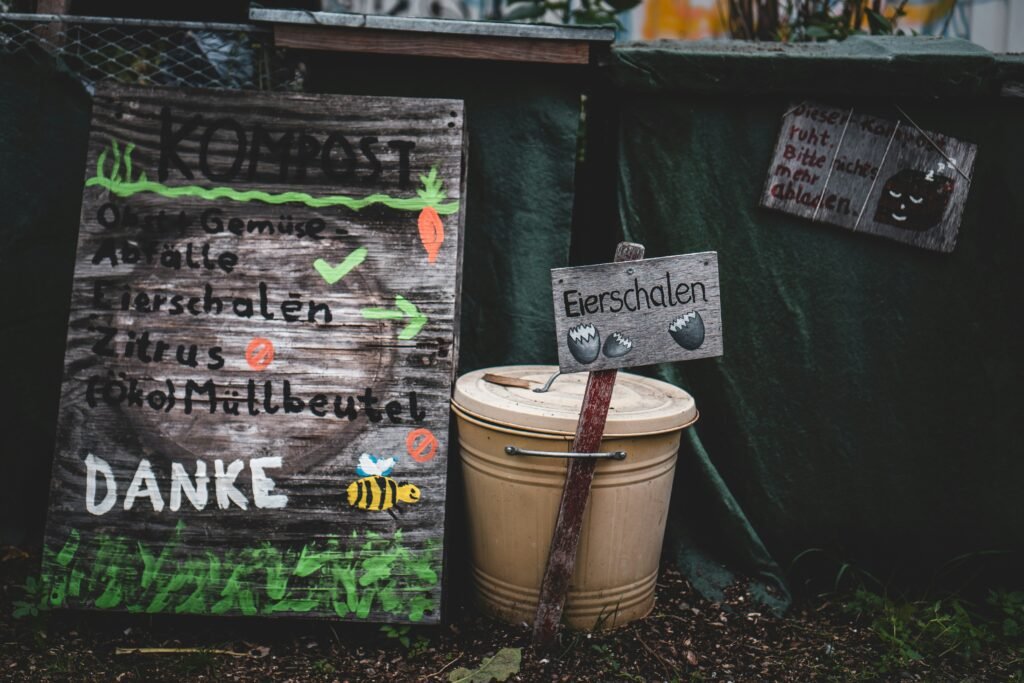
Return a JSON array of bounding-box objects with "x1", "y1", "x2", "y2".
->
[{"x1": 1, "y1": 546, "x2": 1019, "y2": 682}]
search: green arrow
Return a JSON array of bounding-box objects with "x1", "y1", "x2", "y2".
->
[{"x1": 361, "y1": 295, "x2": 427, "y2": 340}]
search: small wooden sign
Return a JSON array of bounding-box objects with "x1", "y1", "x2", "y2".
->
[
  {"x1": 42, "y1": 85, "x2": 466, "y2": 623},
  {"x1": 760, "y1": 101, "x2": 977, "y2": 253},
  {"x1": 550, "y1": 252, "x2": 722, "y2": 373}
]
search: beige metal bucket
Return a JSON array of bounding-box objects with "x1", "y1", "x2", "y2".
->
[{"x1": 451, "y1": 365, "x2": 697, "y2": 631}]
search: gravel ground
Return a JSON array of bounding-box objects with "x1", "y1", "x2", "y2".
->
[{"x1": 1, "y1": 546, "x2": 1019, "y2": 682}]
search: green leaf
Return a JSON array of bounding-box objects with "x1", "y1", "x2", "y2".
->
[
  {"x1": 804, "y1": 25, "x2": 831, "y2": 38},
  {"x1": 865, "y1": 9, "x2": 893, "y2": 33},
  {"x1": 449, "y1": 648, "x2": 522, "y2": 683},
  {"x1": 56, "y1": 529, "x2": 80, "y2": 567},
  {"x1": 95, "y1": 149, "x2": 108, "y2": 180},
  {"x1": 124, "y1": 143, "x2": 135, "y2": 183},
  {"x1": 571, "y1": 7, "x2": 616, "y2": 23},
  {"x1": 504, "y1": 2, "x2": 546, "y2": 20}
]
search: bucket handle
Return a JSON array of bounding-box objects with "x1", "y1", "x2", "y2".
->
[
  {"x1": 532, "y1": 370, "x2": 563, "y2": 393},
  {"x1": 504, "y1": 446, "x2": 627, "y2": 461}
]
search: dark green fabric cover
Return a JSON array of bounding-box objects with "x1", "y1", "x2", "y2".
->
[
  {"x1": 5, "y1": 36, "x2": 1022, "y2": 619},
  {"x1": 610, "y1": 36, "x2": 1001, "y2": 97},
  {"x1": 0, "y1": 58, "x2": 91, "y2": 545},
  {"x1": 613, "y1": 40, "x2": 1024, "y2": 609}
]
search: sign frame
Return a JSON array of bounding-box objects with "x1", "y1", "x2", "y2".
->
[
  {"x1": 550, "y1": 252, "x2": 723, "y2": 373},
  {"x1": 760, "y1": 100, "x2": 977, "y2": 253},
  {"x1": 41, "y1": 84, "x2": 468, "y2": 624}
]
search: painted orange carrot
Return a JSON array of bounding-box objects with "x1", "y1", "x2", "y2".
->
[
  {"x1": 418, "y1": 205, "x2": 444, "y2": 264},
  {"x1": 416, "y1": 168, "x2": 446, "y2": 263}
]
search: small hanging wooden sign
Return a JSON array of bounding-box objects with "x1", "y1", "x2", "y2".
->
[
  {"x1": 549, "y1": 252, "x2": 723, "y2": 373},
  {"x1": 760, "y1": 101, "x2": 977, "y2": 253}
]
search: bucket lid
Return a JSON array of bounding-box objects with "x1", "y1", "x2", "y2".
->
[{"x1": 452, "y1": 365, "x2": 697, "y2": 436}]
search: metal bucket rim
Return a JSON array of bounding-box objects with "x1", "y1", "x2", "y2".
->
[{"x1": 451, "y1": 400, "x2": 699, "y2": 439}]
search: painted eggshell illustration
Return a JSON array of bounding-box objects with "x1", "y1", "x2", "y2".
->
[
  {"x1": 669, "y1": 312, "x2": 705, "y2": 350},
  {"x1": 567, "y1": 323, "x2": 601, "y2": 364},
  {"x1": 602, "y1": 332, "x2": 634, "y2": 358}
]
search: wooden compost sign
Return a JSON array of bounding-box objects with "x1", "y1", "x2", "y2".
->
[
  {"x1": 42, "y1": 85, "x2": 466, "y2": 623},
  {"x1": 760, "y1": 101, "x2": 977, "y2": 253},
  {"x1": 550, "y1": 253, "x2": 722, "y2": 373}
]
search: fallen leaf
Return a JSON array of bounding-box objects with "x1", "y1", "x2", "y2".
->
[
  {"x1": 685, "y1": 650, "x2": 699, "y2": 666},
  {"x1": 448, "y1": 647, "x2": 521, "y2": 682},
  {"x1": 1, "y1": 547, "x2": 29, "y2": 562}
]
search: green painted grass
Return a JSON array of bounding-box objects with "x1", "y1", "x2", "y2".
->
[{"x1": 24, "y1": 523, "x2": 439, "y2": 622}]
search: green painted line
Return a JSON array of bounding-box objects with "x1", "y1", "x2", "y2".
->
[
  {"x1": 361, "y1": 310, "x2": 404, "y2": 319},
  {"x1": 86, "y1": 176, "x2": 461, "y2": 214},
  {"x1": 362, "y1": 295, "x2": 427, "y2": 340},
  {"x1": 86, "y1": 139, "x2": 460, "y2": 215},
  {"x1": 314, "y1": 247, "x2": 368, "y2": 285}
]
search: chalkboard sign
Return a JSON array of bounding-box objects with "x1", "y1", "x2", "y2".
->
[
  {"x1": 550, "y1": 253, "x2": 723, "y2": 373},
  {"x1": 42, "y1": 86, "x2": 466, "y2": 623},
  {"x1": 760, "y1": 101, "x2": 977, "y2": 252}
]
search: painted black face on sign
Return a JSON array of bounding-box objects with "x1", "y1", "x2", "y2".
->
[{"x1": 873, "y1": 169, "x2": 955, "y2": 232}]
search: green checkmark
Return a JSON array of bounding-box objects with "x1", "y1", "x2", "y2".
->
[{"x1": 314, "y1": 247, "x2": 368, "y2": 285}]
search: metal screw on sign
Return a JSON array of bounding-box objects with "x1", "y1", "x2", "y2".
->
[{"x1": 531, "y1": 241, "x2": 645, "y2": 649}]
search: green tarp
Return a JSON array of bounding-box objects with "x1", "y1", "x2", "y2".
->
[
  {"x1": 612, "y1": 38, "x2": 1024, "y2": 610},
  {"x1": 0, "y1": 57, "x2": 91, "y2": 546},
  {"x1": 4, "y1": 35, "x2": 1023, "y2": 616}
]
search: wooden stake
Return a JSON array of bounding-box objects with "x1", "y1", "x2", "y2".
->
[
  {"x1": 532, "y1": 241, "x2": 645, "y2": 648},
  {"x1": 34, "y1": 0, "x2": 69, "y2": 48}
]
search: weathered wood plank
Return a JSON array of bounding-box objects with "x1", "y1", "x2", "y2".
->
[
  {"x1": 550, "y1": 252, "x2": 723, "y2": 373},
  {"x1": 760, "y1": 101, "x2": 977, "y2": 252},
  {"x1": 273, "y1": 24, "x2": 591, "y2": 65},
  {"x1": 32, "y1": 0, "x2": 70, "y2": 46},
  {"x1": 42, "y1": 85, "x2": 467, "y2": 623},
  {"x1": 251, "y1": 7, "x2": 616, "y2": 42},
  {"x1": 34, "y1": 0, "x2": 70, "y2": 13},
  {"x1": 532, "y1": 242, "x2": 644, "y2": 649}
]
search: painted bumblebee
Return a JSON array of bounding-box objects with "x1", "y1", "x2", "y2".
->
[{"x1": 347, "y1": 454, "x2": 421, "y2": 519}]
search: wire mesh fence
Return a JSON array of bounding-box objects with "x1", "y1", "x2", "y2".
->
[{"x1": 0, "y1": 13, "x2": 304, "y2": 92}]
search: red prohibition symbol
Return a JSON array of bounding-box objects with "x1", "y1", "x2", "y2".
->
[
  {"x1": 245, "y1": 337, "x2": 275, "y2": 371},
  {"x1": 406, "y1": 428, "x2": 438, "y2": 463}
]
